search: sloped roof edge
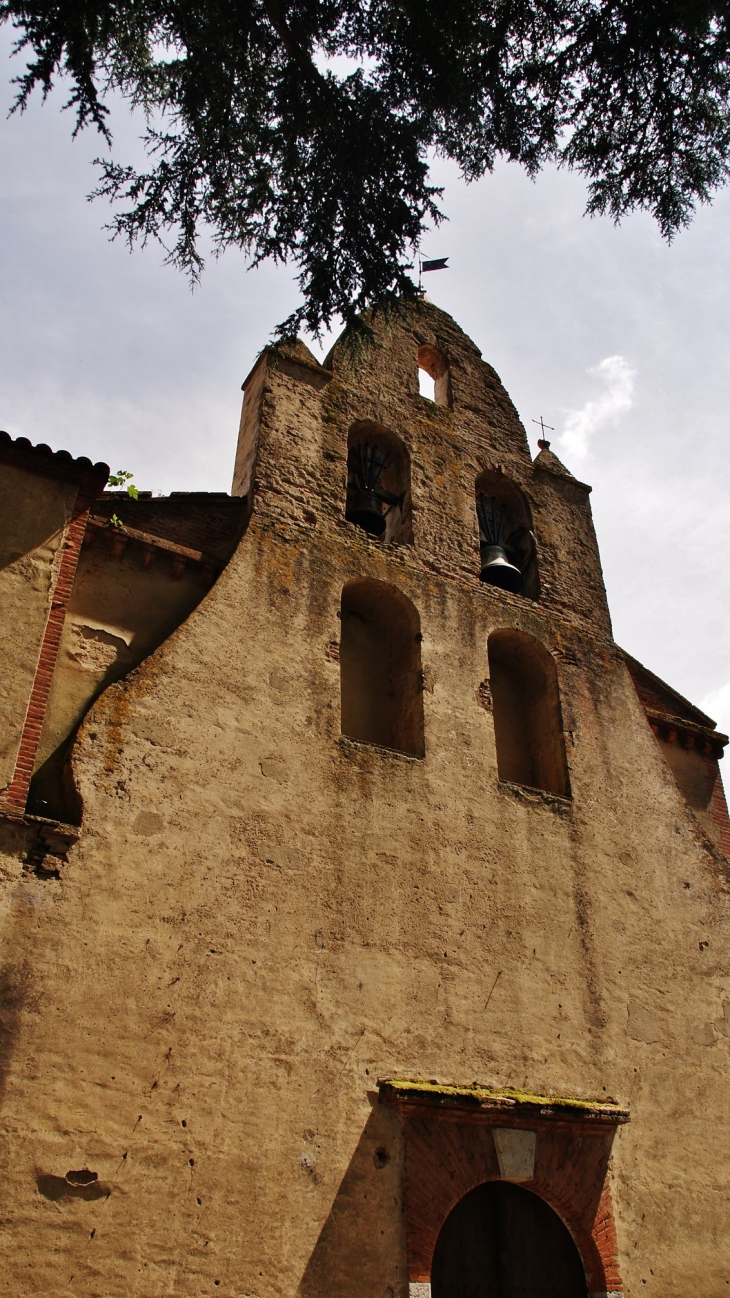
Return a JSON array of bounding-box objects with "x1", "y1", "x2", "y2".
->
[
  {"x1": 622, "y1": 648, "x2": 716, "y2": 730},
  {"x1": 0, "y1": 429, "x2": 109, "y2": 484}
]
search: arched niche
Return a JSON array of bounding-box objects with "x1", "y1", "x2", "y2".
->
[
  {"x1": 475, "y1": 468, "x2": 539, "y2": 600},
  {"x1": 340, "y1": 578, "x2": 424, "y2": 757},
  {"x1": 417, "y1": 344, "x2": 452, "y2": 407},
  {"x1": 346, "y1": 422, "x2": 413, "y2": 545},
  {"x1": 487, "y1": 628, "x2": 570, "y2": 798},
  {"x1": 431, "y1": 1181, "x2": 588, "y2": 1298}
]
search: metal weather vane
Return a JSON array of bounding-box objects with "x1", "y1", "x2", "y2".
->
[{"x1": 418, "y1": 253, "x2": 449, "y2": 292}]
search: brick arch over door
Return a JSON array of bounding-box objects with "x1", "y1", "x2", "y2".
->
[{"x1": 401, "y1": 1116, "x2": 624, "y2": 1297}]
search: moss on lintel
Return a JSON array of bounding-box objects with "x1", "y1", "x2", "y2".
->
[{"x1": 379, "y1": 1078, "x2": 629, "y2": 1122}]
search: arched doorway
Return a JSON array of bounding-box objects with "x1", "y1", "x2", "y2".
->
[{"x1": 431, "y1": 1181, "x2": 588, "y2": 1298}]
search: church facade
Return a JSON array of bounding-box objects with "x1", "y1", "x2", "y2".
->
[{"x1": 0, "y1": 302, "x2": 728, "y2": 1296}]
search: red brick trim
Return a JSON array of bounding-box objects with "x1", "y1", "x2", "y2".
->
[
  {"x1": 400, "y1": 1115, "x2": 623, "y2": 1295},
  {"x1": 0, "y1": 479, "x2": 101, "y2": 815}
]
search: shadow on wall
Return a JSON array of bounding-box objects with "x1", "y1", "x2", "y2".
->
[
  {"x1": 36, "y1": 1169, "x2": 112, "y2": 1202},
  {"x1": 299, "y1": 1100, "x2": 405, "y2": 1298},
  {"x1": 0, "y1": 469, "x2": 74, "y2": 571}
]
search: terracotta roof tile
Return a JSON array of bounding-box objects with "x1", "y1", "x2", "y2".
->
[{"x1": 0, "y1": 429, "x2": 109, "y2": 481}]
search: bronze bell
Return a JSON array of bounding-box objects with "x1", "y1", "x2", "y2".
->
[
  {"x1": 476, "y1": 495, "x2": 524, "y2": 594},
  {"x1": 478, "y1": 542, "x2": 524, "y2": 593},
  {"x1": 346, "y1": 443, "x2": 399, "y2": 536},
  {"x1": 346, "y1": 488, "x2": 387, "y2": 536}
]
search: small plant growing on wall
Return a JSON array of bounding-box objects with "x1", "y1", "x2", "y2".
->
[
  {"x1": 107, "y1": 469, "x2": 138, "y2": 529},
  {"x1": 108, "y1": 469, "x2": 139, "y2": 499}
]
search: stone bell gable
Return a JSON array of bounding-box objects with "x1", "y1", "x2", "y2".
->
[
  {"x1": 234, "y1": 304, "x2": 612, "y2": 635},
  {"x1": 0, "y1": 302, "x2": 728, "y2": 1296}
]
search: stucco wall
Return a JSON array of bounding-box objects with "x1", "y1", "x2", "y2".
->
[{"x1": 0, "y1": 305, "x2": 727, "y2": 1296}]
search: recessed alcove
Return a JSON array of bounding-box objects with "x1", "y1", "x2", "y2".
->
[
  {"x1": 340, "y1": 579, "x2": 424, "y2": 757},
  {"x1": 487, "y1": 628, "x2": 570, "y2": 798}
]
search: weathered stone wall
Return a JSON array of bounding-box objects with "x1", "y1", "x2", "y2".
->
[{"x1": 0, "y1": 304, "x2": 728, "y2": 1296}]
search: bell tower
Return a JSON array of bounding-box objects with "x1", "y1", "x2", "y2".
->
[{"x1": 234, "y1": 302, "x2": 613, "y2": 642}]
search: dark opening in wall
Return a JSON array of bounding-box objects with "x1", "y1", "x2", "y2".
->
[
  {"x1": 346, "y1": 423, "x2": 413, "y2": 544},
  {"x1": 27, "y1": 734, "x2": 82, "y2": 824},
  {"x1": 487, "y1": 628, "x2": 570, "y2": 797},
  {"x1": 417, "y1": 344, "x2": 451, "y2": 407},
  {"x1": 432, "y1": 1181, "x2": 588, "y2": 1298},
  {"x1": 475, "y1": 469, "x2": 539, "y2": 600},
  {"x1": 340, "y1": 579, "x2": 424, "y2": 757}
]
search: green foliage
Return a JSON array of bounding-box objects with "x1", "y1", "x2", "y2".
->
[
  {"x1": 107, "y1": 468, "x2": 139, "y2": 498},
  {"x1": 4, "y1": 0, "x2": 730, "y2": 335}
]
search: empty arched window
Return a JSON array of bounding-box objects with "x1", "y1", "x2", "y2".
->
[
  {"x1": 475, "y1": 469, "x2": 538, "y2": 599},
  {"x1": 487, "y1": 629, "x2": 570, "y2": 797},
  {"x1": 346, "y1": 422, "x2": 412, "y2": 544},
  {"x1": 340, "y1": 579, "x2": 424, "y2": 757},
  {"x1": 418, "y1": 344, "x2": 451, "y2": 407}
]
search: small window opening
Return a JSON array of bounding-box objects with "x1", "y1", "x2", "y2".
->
[
  {"x1": 417, "y1": 344, "x2": 451, "y2": 407},
  {"x1": 475, "y1": 469, "x2": 538, "y2": 600},
  {"x1": 346, "y1": 422, "x2": 413, "y2": 545},
  {"x1": 340, "y1": 579, "x2": 424, "y2": 757},
  {"x1": 487, "y1": 628, "x2": 570, "y2": 797}
]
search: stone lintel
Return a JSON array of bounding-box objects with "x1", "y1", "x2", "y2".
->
[{"x1": 379, "y1": 1078, "x2": 630, "y2": 1127}]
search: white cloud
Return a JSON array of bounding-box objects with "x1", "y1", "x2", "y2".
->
[
  {"x1": 700, "y1": 681, "x2": 730, "y2": 738},
  {"x1": 558, "y1": 355, "x2": 635, "y2": 461}
]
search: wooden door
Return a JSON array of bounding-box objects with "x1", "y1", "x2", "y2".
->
[{"x1": 430, "y1": 1181, "x2": 588, "y2": 1298}]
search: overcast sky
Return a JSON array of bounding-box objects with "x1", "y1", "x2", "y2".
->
[{"x1": 2, "y1": 32, "x2": 729, "y2": 737}]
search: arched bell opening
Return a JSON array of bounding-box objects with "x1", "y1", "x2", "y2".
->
[
  {"x1": 431, "y1": 1180, "x2": 588, "y2": 1298},
  {"x1": 417, "y1": 344, "x2": 452, "y2": 407},
  {"x1": 487, "y1": 628, "x2": 570, "y2": 798},
  {"x1": 340, "y1": 578, "x2": 424, "y2": 757},
  {"x1": 346, "y1": 422, "x2": 413, "y2": 545},
  {"x1": 475, "y1": 470, "x2": 538, "y2": 600}
]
